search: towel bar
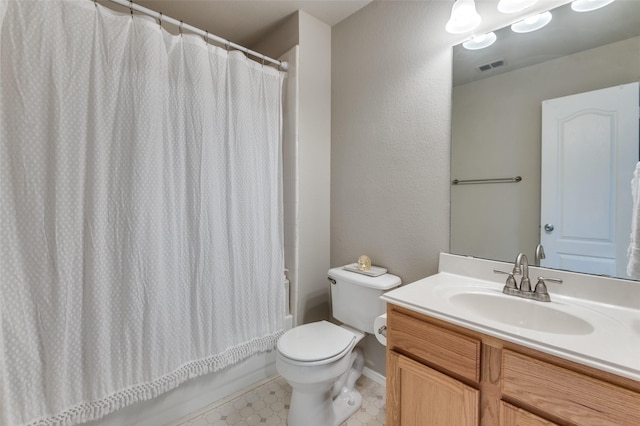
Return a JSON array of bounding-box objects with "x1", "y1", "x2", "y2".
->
[{"x1": 452, "y1": 176, "x2": 522, "y2": 185}]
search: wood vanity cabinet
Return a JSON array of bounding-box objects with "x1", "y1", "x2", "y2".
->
[{"x1": 385, "y1": 304, "x2": 640, "y2": 426}]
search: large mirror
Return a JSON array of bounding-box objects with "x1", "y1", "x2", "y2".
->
[{"x1": 451, "y1": 0, "x2": 640, "y2": 279}]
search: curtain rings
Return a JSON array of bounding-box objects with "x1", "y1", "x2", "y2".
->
[
  {"x1": 158, "y1": 12, "x2": 162, "y2": 28},
  {"x1": 129, "y1": 1, "x2": 133, "y2": 19},
  {"x1": 225, "y1": 41, "x2": 231, "y2": 51},
  {"x1": 179, "y1": 20, "x2": 184, "y2": 36},
  {"x1": 204, "y1": 31, "x2": 208, "y2": 44}
]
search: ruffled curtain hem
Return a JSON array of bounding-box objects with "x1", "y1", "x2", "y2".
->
[{"x1": 25, "y1": 331, "x2": 284, "y2": 426}]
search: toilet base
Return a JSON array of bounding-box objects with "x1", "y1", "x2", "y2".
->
[
  {"x1": 333, "y1": 386, "x2": 363, "y2": 425},
  {"x1": 287, "y1": 386, "x2": 363, "y2": 426},
  {"x1": 286, "y1": 348, "x2": 365, "y2": 426}
]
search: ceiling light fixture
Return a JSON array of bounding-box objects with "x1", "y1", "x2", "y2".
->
[
  {"x1": 511, "y1": 11, "x2": 552, "y2": 33},
  {"x1": 571, "y1": 0, "x2": 616, "y2": 12},
  {"x1": 446, "y1": 0, "x2": 482, "y2": 34},
  {"x1": 462, "y1": 32, "x2": 497, "y2": 50},
  {"x1": 497, "y1": 0, "x2": 539, "y2": 14}
]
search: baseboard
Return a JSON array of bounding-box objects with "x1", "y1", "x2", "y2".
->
[{"x1": 362, "y1": 366, "x2": 386, "y2": 387}]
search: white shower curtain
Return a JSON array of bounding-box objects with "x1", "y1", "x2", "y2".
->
[{"x1": 0, "y1": 1, "x2": 285, "y2": 425}]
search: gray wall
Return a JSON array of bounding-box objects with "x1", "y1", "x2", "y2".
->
[
  {"x1": 331, "y1": 1, "x2": 453, "y2": 374},
  {"x1": 296, "y1": 12, "x2": 332, "y2": 324}
]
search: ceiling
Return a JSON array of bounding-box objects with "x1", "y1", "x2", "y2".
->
[
  {"x1": 106, "y1": 0, "x2": 372, "y2": 47},
  {"x1": 453, "y1": 0, "x2": 640, "y2": 86},
  {"x1": 102, "y1": 0, "x2": 640, "y2": 81}
]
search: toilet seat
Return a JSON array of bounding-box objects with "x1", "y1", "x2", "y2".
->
[{"x1": 278, "y1": 321, "x2": 356, "y2": 363}]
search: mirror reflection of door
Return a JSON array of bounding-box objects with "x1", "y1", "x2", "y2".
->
[{"x1": 540, "y1": 82, "x2": 639, "y2": 278}]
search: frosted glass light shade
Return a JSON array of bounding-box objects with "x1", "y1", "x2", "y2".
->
[
  {"x1": 511, "y1": 11, "x2": 552, "y2": 33},
  {"x1": 571, "y1": 0, "x2": 615, "y2": 12},
  {"x1": 498, "y1": 0, "x2": 539, "y2": 13},
  {"x1": 446, "y1": 0, "x2": 482, "y2": 34},
  {"x1": 463, "y1": 32, "x2": 497, "y2": 50}
]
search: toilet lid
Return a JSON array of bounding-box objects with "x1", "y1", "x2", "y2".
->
[{"x1": 277, "y1": 321, "x2": 355, "y2": 362}]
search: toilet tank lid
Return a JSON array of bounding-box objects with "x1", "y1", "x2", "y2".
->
[{"x1": 328, "y1": 266, "x2": 401, "y2": 290}]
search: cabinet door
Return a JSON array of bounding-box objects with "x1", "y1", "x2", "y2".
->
[
  {"x1": 387, "y1": 351, "x2": 479, "y2": 426},
  {"x1": 500, "y1": 401, "x2": 558, "y2": 426}
]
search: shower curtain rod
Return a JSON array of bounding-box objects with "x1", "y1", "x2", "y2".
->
[{"x1": 104, "y1": 0, "x2": 288, "y2": 71}]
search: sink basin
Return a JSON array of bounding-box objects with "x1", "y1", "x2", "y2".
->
[
  {"x1": 449, "y1": 292, "x2": 594, "y2": 335},
  {"x1": 380, "y1": 264, "x2": 640, "y2": 381}
]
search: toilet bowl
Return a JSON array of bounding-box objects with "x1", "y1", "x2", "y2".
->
[
  {"x1": 276, "y1": 266, "x2": 401, "y2": 426},
  {"x1": 276, "y1": 321, "x2": 365, "y2": 426}
]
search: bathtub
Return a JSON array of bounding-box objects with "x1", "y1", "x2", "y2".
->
[{"x1": 90, "y1": 281, "x2": 293, "y2": 426}]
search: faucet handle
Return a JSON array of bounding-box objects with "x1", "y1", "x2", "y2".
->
[
  {"x1": 494, "y1": 269, "x2": 516, "y2": 285},
  {"x1": 533, "y1": 276, "x2": 563, "y2": 302},
  {"x1": 494, "y1": 269, "x2": 520, "y2": 296},
  {"x1": 536, "y1": 276, "x2": 563, "y2": 287}
]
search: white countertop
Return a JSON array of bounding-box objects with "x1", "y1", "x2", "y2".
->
[{"x1": 381, "y1": 254, "x2": 640, "y2": 382}]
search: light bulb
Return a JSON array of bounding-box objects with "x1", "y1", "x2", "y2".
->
[
  {"x1": 511, "y1": 11, "x2": 552, "y2": 33},
  {"x1": 571, "y1": 0, "x2": 615, "y2": 12},
  {"x1": 462, "y1": 32, "x2": 497, "y2": 50},
  {"x1": 446, "y1": 0, "x2": 482, "y2": 34}
]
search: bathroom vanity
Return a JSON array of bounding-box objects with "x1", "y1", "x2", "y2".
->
[{"x1": 382, "y1": 254, "x2": 640, "y2": 425}]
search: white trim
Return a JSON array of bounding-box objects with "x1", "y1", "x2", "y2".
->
[{"x1": 362, "y1": 367, "x2": 386, "y2": 387}]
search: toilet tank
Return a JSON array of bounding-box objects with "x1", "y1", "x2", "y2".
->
[{"x1": 328, "y1": 266, "x2": 401, "y2": 334}]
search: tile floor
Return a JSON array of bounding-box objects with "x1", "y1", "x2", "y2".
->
[{"x1": 172, "y1": 374, "x2": 386, "y2": 426}]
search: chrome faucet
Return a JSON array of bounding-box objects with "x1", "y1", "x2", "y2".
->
[
  {"x1": 513, "y1": 253, "x2": 532, "y2": 292},
  {"x1": 493, "y1": 253, "x2": 530, "y2": 296},
  {"x1": 535, "y1": 244, "x2": 546, "y2": 266},
  {"x1": 494, "y1": 252, "x2": 562, "y2": 302}
]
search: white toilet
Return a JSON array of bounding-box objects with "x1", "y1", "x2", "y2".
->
[{"x1": 276, "y1": 266, "x2": 401, "y2": 426}]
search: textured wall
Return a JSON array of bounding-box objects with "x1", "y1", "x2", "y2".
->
[
  {"x1": 297, "y1": 12, "x2": 332, "y2": 324},
  {"x1": 331, "y1": 1, "x2": 453, "y2": 374}
]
